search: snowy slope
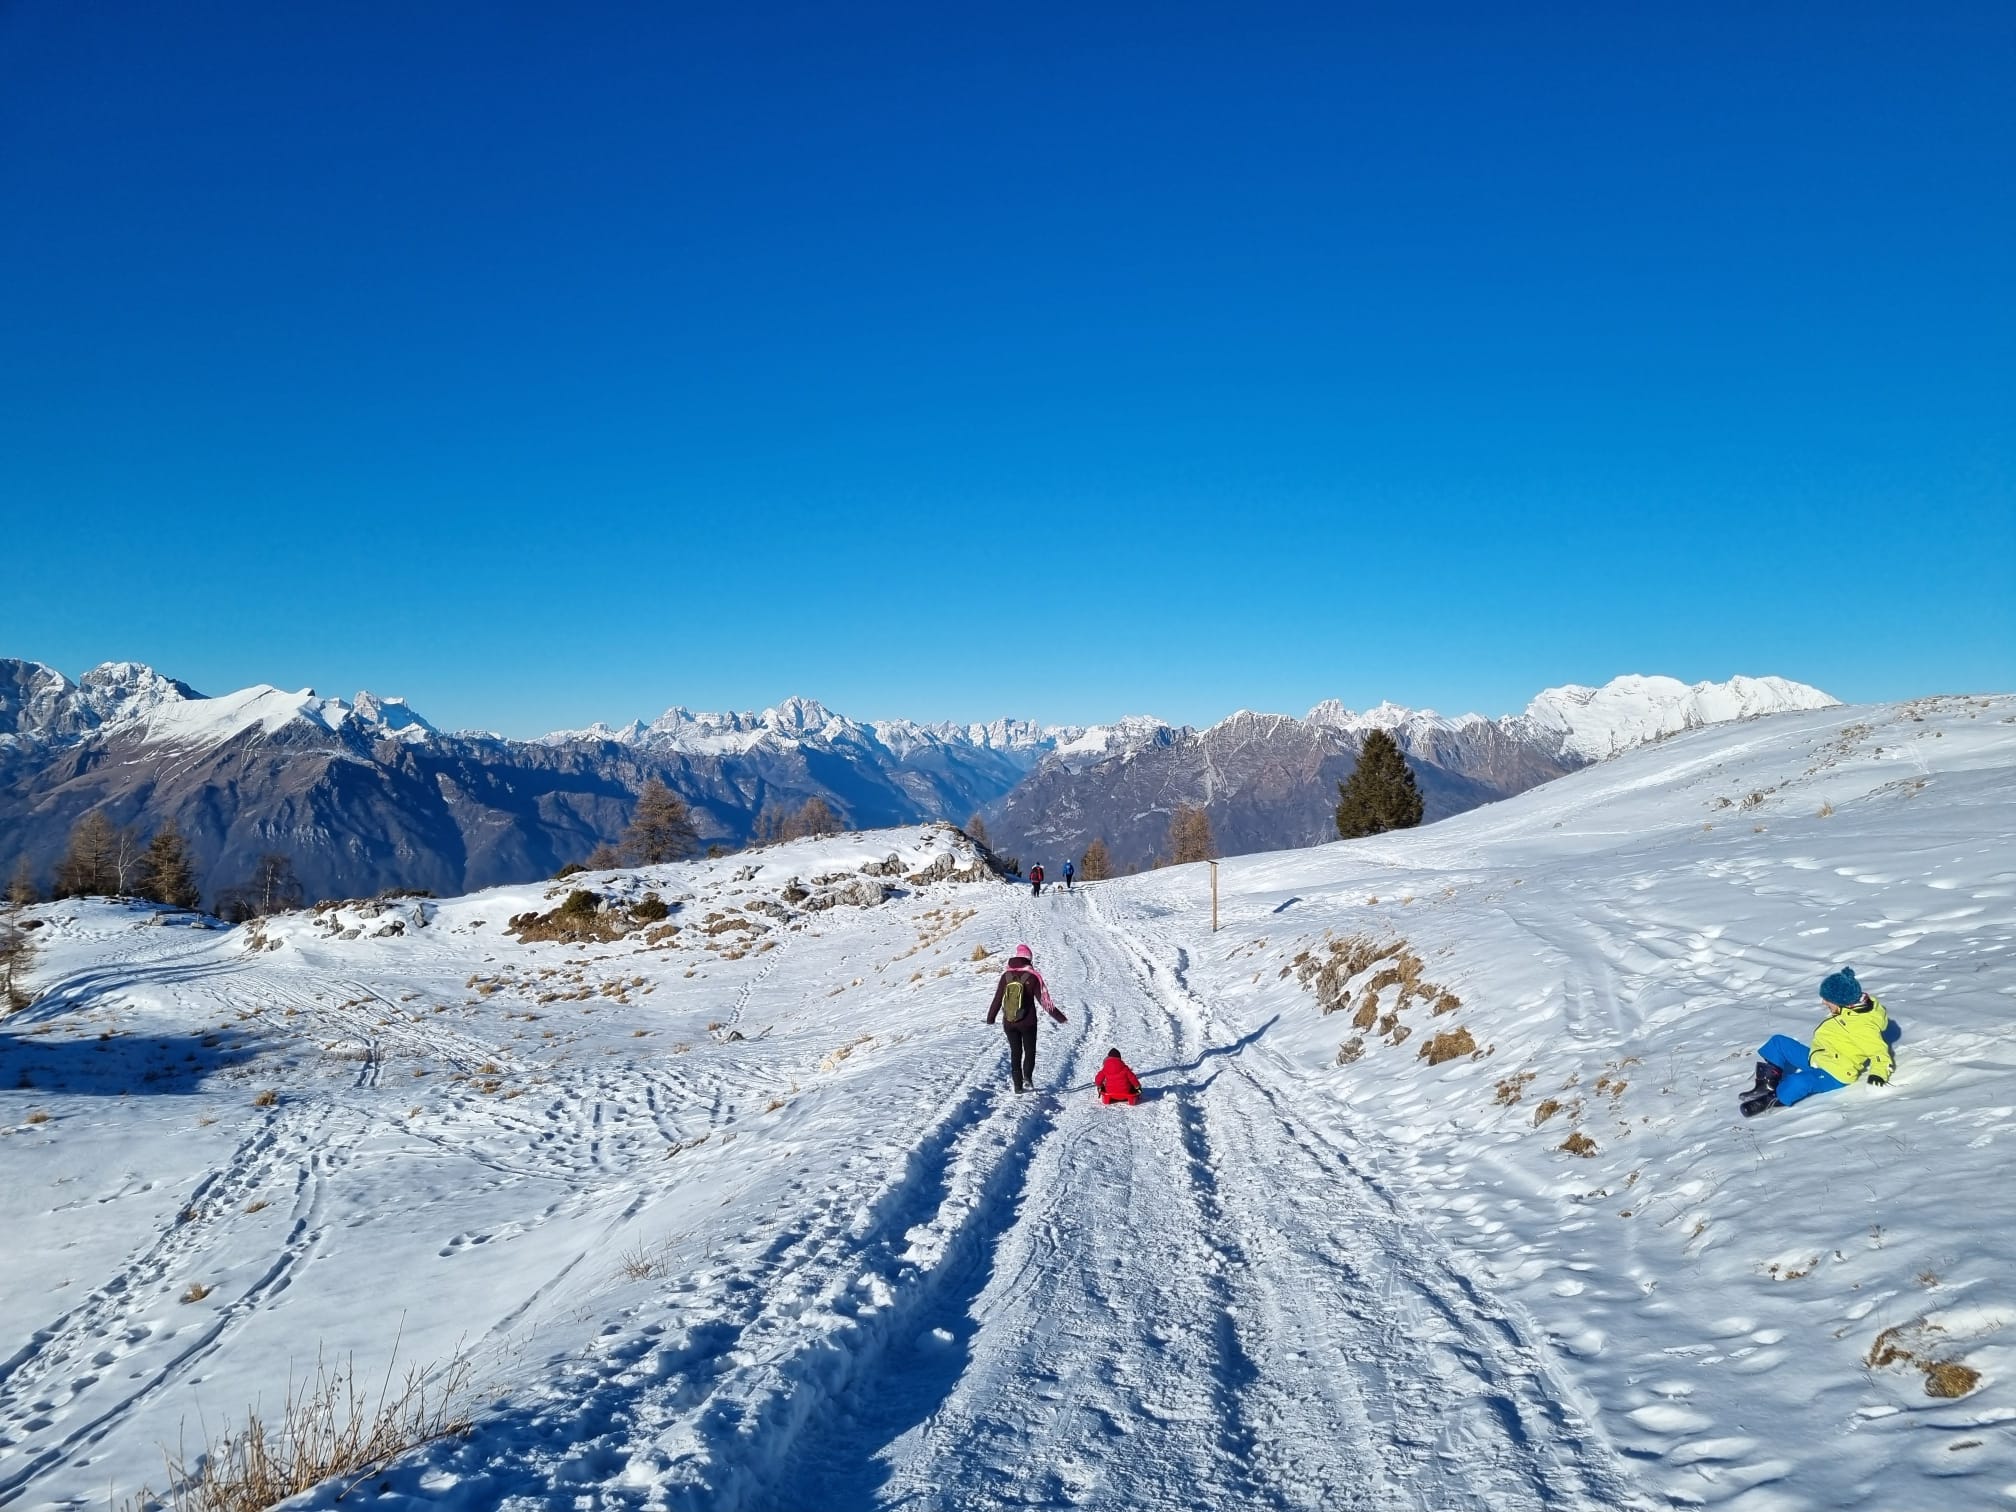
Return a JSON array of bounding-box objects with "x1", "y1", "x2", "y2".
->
[{"x1": 1, "y1": 693, "x2": 2008, "y2": 1512}]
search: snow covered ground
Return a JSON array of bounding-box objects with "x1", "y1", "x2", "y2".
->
[{"x1": 1, "y1": 693, "x2": 2011, "y2": 1511}]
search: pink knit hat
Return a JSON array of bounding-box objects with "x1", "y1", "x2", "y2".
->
[{"x1": 1013, "y1": 942, "x2": 1033, "y2": 962}]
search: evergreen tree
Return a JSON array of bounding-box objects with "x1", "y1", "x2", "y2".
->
[
  {"x1": 622, "y1": 778, "x2": 700, "y2": 865},
  {"x1": 1334, "y1": 729, "x2": 1424, "y2": 839},
  {"x1": 1168, "y1": 804, "x2": 1216, "y2": 864},
  {"x1": 136, "y1": 821, "x2": 202, "y2": 909},
  {"x1": 1078, "y1": 838, "x2": 1113, "y2": 881}
]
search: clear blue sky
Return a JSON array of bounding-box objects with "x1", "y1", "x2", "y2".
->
[{"x1": 2, "y1": 1, "x2": 2009, "y2": 736}]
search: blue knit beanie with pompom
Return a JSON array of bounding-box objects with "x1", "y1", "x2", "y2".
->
[{"x1": 1819, "y1": 967, "x2": 1863, "y2": 1007}]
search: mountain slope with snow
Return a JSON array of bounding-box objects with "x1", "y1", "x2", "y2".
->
[{"x1": 1, "y1": 690, "x2": 2008, "y2": 1511}]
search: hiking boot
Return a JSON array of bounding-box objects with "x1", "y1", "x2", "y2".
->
[
  {"x1": 1747, "y1": 1060, "x2": 1783, "y2": 1096},
  {"x1": 1739, "y1": 1086, "x2": 1779, "y2": 1118}
]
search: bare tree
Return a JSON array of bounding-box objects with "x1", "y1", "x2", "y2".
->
[
  {"x1": 1168, "y1": 805, "x2": 1217, "y2": 865},
  {"x1": 0, "y1": 906, "x2": 32, "y2": 1011},
  {"x1": 137, "y1": 821, "x2": 202, "y2": 909},
  {"x1": 584, "y1": 842, "x2": 624, "y2": 870},
  {"x1": 621, "y1": 779, "x2": 700, "y2": 866},
  {"x1": 792, "y1": 796, "x2": 839, "y2": 838},
  {"x1": 965, "y1": 813, "x2": 991, "y2": 849},
  {"x1": 216, "y1": 852, "x2": 305, "y2": 922},
  {"x1": 7, "y1": 858, "x2": 37, "y2": 907},
  {"x1": 53, "y1": 812, "x2": 119, "y2": 897},
  {"x1": 1078, "y1": 838, "x2": 1113, "y2": 881}
]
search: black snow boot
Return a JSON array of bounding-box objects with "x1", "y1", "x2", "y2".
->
[
  {"x1": 1739, "y1": 1085, "x2": 1780, "y2": 1118},
  {"x1": 1747, "y1": 1060, "x2": 1784, "y2": 1096}
]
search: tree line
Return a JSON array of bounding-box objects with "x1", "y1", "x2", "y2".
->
[{"x1": 964, "y1": 729, "x2": 1424, "y2": 879}]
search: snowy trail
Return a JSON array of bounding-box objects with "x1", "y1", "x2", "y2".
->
[{"x1": 763, "y1": 890, "x2": 1641, "y2": 1511}]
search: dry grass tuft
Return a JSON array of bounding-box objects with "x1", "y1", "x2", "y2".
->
[
  {"x1": 1418, "y1": 1027, "x2": 1476, "y2": 1066},
  {"x1": 252, "y1": 1089, "x2": 279, "y2": 1108},
  {"x1": 1558, "y1": 1131, "x2": 1598, "y2": 1157},
  {"x1": 616, "y1": 1243, "x2": 659, "y2": 1281},
  {"x1": 24, "y1": 1108, "x2": 50, "y2": 1124},
  {"x1": 1865, "y1": 1322, "x2": 1982, "y2": 1399},
  {"x1": 1924, "y1": 1361, "x2": 1982, "y2": 1398},
  {"x1": 133, "y1": 1337, "x2": 473, "y2": 1511},
  {"x1": 970, "y1": 944, "x2": 991, "y2": 961},
  {"x1": 1532, "y1": 1099, "x2": 1563, "y2": 1126},
  {"x1": 1494, "y1": 1072, "x2": 1536, "y2": 1106},
  {"x1": 245, "y1": 1200, "x2": 269, "y2": 1215},
  {"x1": 180, "y1": 1283, "x2": 213, "y2": 1304}
]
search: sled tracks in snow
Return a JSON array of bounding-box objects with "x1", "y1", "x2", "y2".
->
[{"x1": 1090, "y1": 907, "x2": 1650, "y2": 1512}]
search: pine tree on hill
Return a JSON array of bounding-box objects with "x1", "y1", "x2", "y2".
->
[
  {"x1": 1335, "y1": 729, "x2": 1425, "y2": 839},
  {"x1": 622, "y1": 778, "x2": 701, "y2": 865}
]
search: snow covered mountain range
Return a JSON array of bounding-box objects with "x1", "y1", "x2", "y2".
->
[{"x1": 0, "y1": 657, "x2": 1834, "y2": 901}]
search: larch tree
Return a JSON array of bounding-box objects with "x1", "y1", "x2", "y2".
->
[
  {"x1": 965, "y1": 813, "x2": 991, "y2": 850},
  {"x1": 1334, "y1": 729, "x2": 1425, "y2": 839},
  {"x1": 1078, "y1": 838, "x2": 1113, "y2": 881},
  {"x1": 137, "y1": 820, "x2": 202, "y2": 909},
  {"x1": 622, "y1": 778, "x2": 700, "y2": 865},
  {"x1": 1168, "y1": 805, "x2": 1217, "y2": 864},
  {"x1": 53, "y1": 811, "x2": 120, "y2": 897}
]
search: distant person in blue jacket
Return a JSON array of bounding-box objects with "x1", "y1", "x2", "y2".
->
[{"x1": 1063, "y1": 858, "x2": 1075, "y2": 892}]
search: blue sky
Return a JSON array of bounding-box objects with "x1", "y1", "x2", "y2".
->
[{"x1": 2, "y1": 1, "x2": 2009, "y2": 736}]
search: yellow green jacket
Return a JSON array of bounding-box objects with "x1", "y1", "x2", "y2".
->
[{"x1": 1809, "y1": 996, "x2": 1893, "y2": 1083}]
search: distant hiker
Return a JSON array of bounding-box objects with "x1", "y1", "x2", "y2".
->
[
  {"x1": 1741, "y1": 967, "x2": 1894, "y2": 1117},
  {"x1": 1030, "y1": 863, "x2": 1045, "y2": 897},
  {"x1": 985, "y1": 942, "x2": 1067, "y2": 1094},
  {"x1": 1094, "y1": 1047, "x2": 1141, "y2": 1105},
  {"x1": 1063, "y1": 859, "x2": 1075, "y2": 892}
]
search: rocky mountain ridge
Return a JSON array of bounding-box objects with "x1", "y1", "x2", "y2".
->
[{"x1": 0, "y1": 657, "x2": 1835, "y2": 903}]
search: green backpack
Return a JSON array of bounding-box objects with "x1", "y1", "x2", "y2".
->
[{"x1": 1001, "y1": 976, "x2": 1029, "y2": 1024}]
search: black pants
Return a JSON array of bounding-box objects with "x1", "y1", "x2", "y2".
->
[
  {"x1": 1005, "y1": 1024, "x2": 1038, "y2": 1088},
  {"x1": 1032, "y1": 879, "x2": 1042, "y2": 896}
]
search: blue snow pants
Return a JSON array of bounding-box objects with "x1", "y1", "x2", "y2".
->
[{"x1": 1759, "y1": 1033, "x2": 1848, "y2": 1106}]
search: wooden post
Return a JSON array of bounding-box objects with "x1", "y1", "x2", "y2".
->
[{"x1": 1209, "y1": 859, "x2": 1219, "y2": 933}]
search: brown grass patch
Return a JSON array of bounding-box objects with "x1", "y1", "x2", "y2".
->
[
  {"x1": 24, "y1": 1108, "x2": 50, "y2": 1124},
  {"x1": 132, "y1": 1338, "x2": 473, "y2": 1511},
  {"x1": 1557, "y1": 1131, "x2": 1598, "y2": 1157},
  {"x1": 252, "y1": 1089, "x2": 279, "y2": 1108},
  {"x1": 1865, "y1": 1322, "x2": 1983, "y2": 1398},
  {"x1": 1532, "y1": 1099, "x2": 1563, "y2": 1125},
  {"x1": 181, "y1": 1282, "x2": 213, "y2": 1304},
  {"x1": 970, "y1": 944, "x2": 991, "y2": 961},
  {"x1": 1925, "y1": 1362, "x2": 1982, "y2": 1398},
  {"x1": 1494, "y1": 1073, "x2": 1535, "y2": 1106},
  {"x1": 1418, "y1": 1027, "x2": 1477, "y2": 1066},
  {"x1": 245, "y1": 1200, "x2": 268, "y2": 1214}
]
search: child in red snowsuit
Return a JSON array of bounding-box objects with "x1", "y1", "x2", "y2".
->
[{"x1": 1094, "y1": 1048, "x2": 1141, "y2": 1105}]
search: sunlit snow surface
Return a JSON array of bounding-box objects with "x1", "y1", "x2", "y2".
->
[{"x1": 2, "y1": 694, "x2": 2011, "y2": 1511}]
